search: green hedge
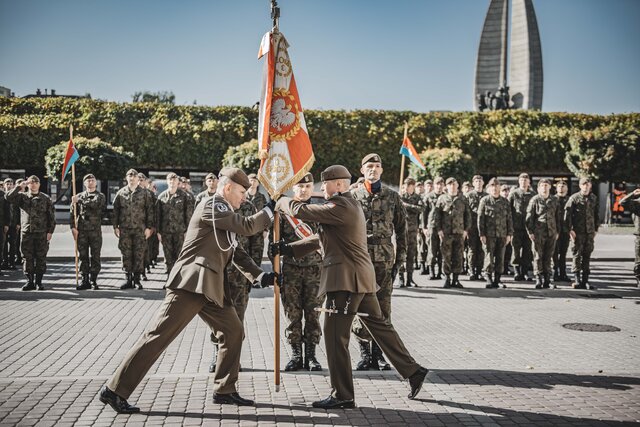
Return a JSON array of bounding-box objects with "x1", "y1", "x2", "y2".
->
[{"x1": 1, "y1": 97, "x2": 638, "y2": 182}]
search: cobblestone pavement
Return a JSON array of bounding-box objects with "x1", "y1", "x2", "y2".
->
[{"x1": 0, "y1": 258, "x2": 639, "y2": 426}]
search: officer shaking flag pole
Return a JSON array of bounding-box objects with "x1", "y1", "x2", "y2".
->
[
  {"x1": 62, "y1": 125, "x2": 81, "y2": 286},
  {"x1": 257, "y1": 0, "x2": 315, "y2": 392}
]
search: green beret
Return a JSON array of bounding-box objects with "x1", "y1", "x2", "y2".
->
[
  {"x1": 219, "y1": 167, "x2": 251, "y2": 189},
  {"x1": 361, "y1": 153, "x2": 382, "y2": 166},
  {"x1": 296, "y1": 172, "x2": 314, "y2": 184},
  {"x1": 321, "y1": 165, "x2": 351, "y2": 181}
]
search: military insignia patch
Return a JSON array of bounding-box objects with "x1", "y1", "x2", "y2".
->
[{"x1": 215, "y1": 202, "x2": 229, "y2": 213}]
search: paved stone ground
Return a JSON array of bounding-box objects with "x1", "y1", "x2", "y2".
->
[{"x1": 0, "y1": 257, "x2": 639, "y2": 426}]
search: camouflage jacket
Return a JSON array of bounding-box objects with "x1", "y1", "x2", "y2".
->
[
  {"x1": 70, "y1": 191, "x2": 106, "y2": 231},
  {"x1": 422, "y1": 191, "x2": 444, "y2": 229},
  {"x1": 278, "y1": 211, "x2": 322, "y2": 267},
  {"x1": 526, "y1": 194, "x2": 562, "y2": 237},
  {"x1": 565, "y1": 192, "x2": 599, "y2": 234},
  {"x1": 620, "y1": 193, "x2": 640, "y2": 235},
  {"x1": 157, "y1": 189, "x2": 194, "y2": 234},
  {"x1": 351, "y1": 184, "x2": 407, "y2": 264},
  {"x1": 556, "y1": 195, "x2": 570, "y2": 233},
  {"x1": 432, "y1": 193, "x2": 471, "y2": 235},
  {"x1": 478, "y1": 195, "x2": 513, "y2": 238},
  {"x1": 195, "y1": 190, "x2": 215, "y2": 207},
  {"x1": 9, "y1": 199, "x2": 20, "y2": 227},
  {"x1": 466, "y1": 190, "x2": 487, "y2": 229},
  {"x1": 247, "y1": 191, "x2": 268, "y2": 211},
  {"x1": 508, "y1": 187, "x2": 536, "y2": 231},
  {"x1": 5, "y1": 188, "x2": 56, "y2": 234},
  {"x1": 112, "y1": 185, "x2": 154, "y2": 230},
  {"x1": 0, "y1": 190, "x2": 9, "y2": 227},
  {"x1": 400, "y1": 192, "x2": 423, "y2": 233},
  {"x1": 235, "y1": 197, "x2": 266, "y2": 249}
]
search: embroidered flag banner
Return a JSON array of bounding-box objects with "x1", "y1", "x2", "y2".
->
[{"x1": 399, "y1": 135, "x2": 426, "y2": 171}]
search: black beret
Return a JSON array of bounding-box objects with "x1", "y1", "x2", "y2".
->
[
  {"x1": 361, "y1": 153, "x2": 382, "y2": 166},
  {"x1": 297, "y1": 172, "x2": 314, "y2": 184}
]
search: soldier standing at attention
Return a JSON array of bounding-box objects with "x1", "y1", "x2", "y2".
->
[
  {"x1": 157, "y1": 172, "x2": 193, "y2": 274},
  {"x1": 465, "y1": 175, "x2": 487, "y2": 281},
  {"x1": 509, "y1": 173, "x2": 536, "y2": 281},
  {"x1": 419, "y1": 179, "x2": 433, "y2": 275},
  {"x1": 273, "y1": 164, "x2": 428, "y2": 409},
  {"x1": 5, "y1": 176, "x2": 56, "y2": 290},
  {"x1": 180, "y1": 177, "x2": 196, "y2": 206},
  {"x1": 432, "y1": 177, "x2": 471, "y2": 288},
  {"x1": 526, "y1": 179, "x2": 562, "y2": 289},
  {"x1": 71, "y1": 174, "x2": 106, "y2": 290},
  {"x1": 0, "y1": 181, "x2": 9, "y2": 277},
  {"x1": 553, "y1": 179, "x2": 572, "y2": 282},
  {"x1": 148, "y1": 180, "x2": 160, "y2": 267},
  {"x1": 112, "y1": 169, "x2": 154, "y2": 290},
  {"x1": 350, "y1": 153, "x2": 407, "y2": 371},
  {"x1": 478, "y1": 178, "x2": 513, "y2": 288},
  {"x1": 620, "y1": 188, "x2": 640, "y2": 287},
  {"x1": 137, "y1": 173, "x2": 156, "y2": 280},
  {"x1": 3, "y1": 179, "x2": 20, "y2": 270},
  {"x1": 501, "y1": 184, "x2": 514, "y2": 276},
  {"x1": 425, "y1": 177, "x2": 445, "y2": 280},
  {"x1": 195, "y1": 173, "x2": 218, "y2": 207},
  {"x1": 399, "y1": 177, "x2": 423, "y2": 287},
  {"x1": 565, "y1": 177, "x2": 599, "y2": 289},
  {"x1": 274, "y1": 173, "x2": 323, "y2": 372}
]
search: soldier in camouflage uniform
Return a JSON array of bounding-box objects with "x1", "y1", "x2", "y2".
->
[
  {"x1": 553, "y1": 179, "x2": 572, "y2": 282},
  {"x1": 5, "y1": 179, "x2": 23, "y2": 268},
  {"x1": 620, "y1": 188, "x2": 640, "y2": 287},
  {"x1": 148, "y1": 180, "x2": 160, "y2": 266},
  {"x1": 157, "y1": 172, "x2": 194, "y2": 273},
  {"x1": 273, "y1": 173, "x2": 323, "y2": 371},
  {"x1": 478, "y1": 178, "x2": 513, "y2": 288},
  {"x1": 501, "y1": 184, "x2": 514, "y2": 276},
  {"x1": 195, "y1": 173, "x2": 218, "y2": 207},
  {"x1": 465, "y1": 175, "x2": 487, "y2": 280},
  {"x1": 244, "y1": 174, "x2": 268, "y2": 263},
  {"x1": 417, "y1": 180, "x2": 432, "y2": 275},
  {"x1": 137, "y1": 173, "x2": 156, "y2": 280},
  {"x1": 432, "y1": 177, "x2": 471, "y2": 288},
  {"x1": 180, "y1": 176, "x2": 196, "y2": 205},
  {"x1": 5, "y1": 176, "x2": 56, "y2": 290},
  {"x1": 565, "y1": 177, "x2": 599, "y2": 289},
  {"x1": 112, "y1": 169, "x2": 155, "y2": 290},
  {"x1": 400, "y1": 177, "x2": 423, "y2": 287},
  {"x1": 508, "y1": 173, "x2": 535, "y2": 281},
  {"x1": 424, "y1": 177, "x2": 445, "y2": 280},
  {"x1": 71, "y1": 174, "x2": 106, "y2": 290},
  {"x1": 526, "y1": 179, "x2": 562, "y2": 289},
  {"x1": 0, "y1": 183, "x2": 9, "y2": 277},
  {"x1": 350, "y1": 153, "x2": 407, "y2": 371}
]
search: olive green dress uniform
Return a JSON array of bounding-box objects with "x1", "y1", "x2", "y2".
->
[
  {"x1": 276, "y1": 189, "x2": 421, "y2": 402},
  {"x1": 478, "y1": 194, "x2": 513, "y2": 282},
  {"x1": 71, "y1": 190, "x2": 106, "y2": 278},
  {"x1": 553, "y1": 194, "x2": 571, "y2": 281},
  {"x1": 112, "y1": 186, "x2": 155, "y2": 276},
  {"x1": 0, "y1": 189, "x2": 9, "y2": 273},
  {"x1": 157, "y1": 188, "x2": 193, "y2": 273},
  {"x1": 465, "y1": 189, "x2": 488, "y2": 276},
  {"x1": 526, "y1": 194, "x2": 562, "y2": 282},
  {"x1": 400, "y1": 192, "x2": 423, "y2": 285},
  {"x1": 619, "y1": 192, "x2": 640, "y2": 284},
  {"x1": 5, "y1": 186, "x2": 56, "y2": 281},
  {"x1": 432, "y1": 193, "x2": 471, "y2": 276},
  {"x1": 508, "y1": 188, "x2": 536, "y2": 277},
  {"x1": 565, "y1": 191, "x2": 599, "y2": 285},
  {"x1": 424, "y1": 191, "x2": 444, "y2": 277}
]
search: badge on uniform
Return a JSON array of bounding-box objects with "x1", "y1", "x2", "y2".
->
[{"x1": 215, "y1": 202, "x2": 229, "y2": 212}]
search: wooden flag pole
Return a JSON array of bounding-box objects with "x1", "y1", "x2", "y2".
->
[
  {"x1": 399, "y1": 122, "x2": 408, "y2": 189},
  {"x1": 70, "y1": 125, "x2": 80, "y2": 287},
  {"x1": 273, "y1": 210, "x2": 281, "y2": 392}
]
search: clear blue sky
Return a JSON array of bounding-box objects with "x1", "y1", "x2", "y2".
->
[{"x1": 1, "y1": 0, "x2": 638, "y2": 114}]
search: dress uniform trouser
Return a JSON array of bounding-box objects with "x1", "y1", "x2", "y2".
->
[
  {"x1": 325, "y1": 291, "x2": 420, "y2": 401},
  {"x1": 107, "y1": 289, "x2": 243, "y2": 399}
]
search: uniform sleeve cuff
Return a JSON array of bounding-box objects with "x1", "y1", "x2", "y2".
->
[{"x1": 262, "y1": 207, "x2": 274, "y2": 221}]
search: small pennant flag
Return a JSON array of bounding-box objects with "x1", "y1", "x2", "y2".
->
[
  {"x1": 399, "y1": 136, "x2": 426, "y2": 171},
  {"x1": 61, "y1": 137, "x2": 80, "y2": 182}
]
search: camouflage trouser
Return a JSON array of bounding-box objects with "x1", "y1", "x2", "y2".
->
[
  {"x1": 161, "y1": 232, "x2": 184, "y2": 273},
  {"x1": 151, "y1": 232, "x2": 160, "y2": 261},
  {"x1": 571, "y1": 232, "x2": 595, "y2": 273},
  {"x1": 352, "y1": 259, "x2": 393, "y2": 342},
  {"x1": 532, "y1": 232, "x2": 557, "y2": 275},
  {"x1": 441, "y1": 233, "x2": 465, "y2": 274},
  {"x1": 282, "y1": 263, "x2": 322, "y2": 345},
  {"x1": 4, "y1": 227, "x2": 19, "y2": 264},
  {"x1": 418, "y1": 229, "x2": 428, "y2": 264},
  {"x1": 503, "y1": 243, "x2": 513, "y2": 274},
  {"x1": 467, "y1": 229, "x2": 485, "y2": 271},
  {"x1": 118, "y1": 228, "x2": 146, "y2": 274},
  {"x1": 143, "y1": 231, "x2": 153, "y2": 269},
  {"x1": 511, "y1": 230, "x2": 533, "y2": 269},
  {"x1": 78, "y1": 229, "x2": 102, "y2": 274},
  {"x1": 0, "y1": 229, "x2": 4, "y2": 266},
  {"x1": 634, "y1": 235, "x2": 640, "y2": 280},
  {"x1": 246, "y1": 234, "x2": 264, "y2": 267},
  {"x1": 483, "y1": 237, "x2": 507, "y2": 275},
  {"x1": 553, "y1": 232, "x2": 570, "y2": 270},
  {"x1": 401, "y1": 230, "x2": 418, "y2": 273},
  {"x1": 21, "y1": 232, "x2": 49, "y2": 274},
  {"x1": 427, "y1": 230, "x2": 441, "y2": 267}
]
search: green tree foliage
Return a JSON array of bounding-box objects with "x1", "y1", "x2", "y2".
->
[
  {"x1": 131, "y1": 91, "x2": 176, "y2": 105},
  {"x1": 223, "y1": 139, "x2": 261, "y2": 172},
  {"x1": 408, "y1": 148, "x2": 475, "y2": 183},
  {"x1": 45, "y1": 136, "x2": 134, "y2": 181}
]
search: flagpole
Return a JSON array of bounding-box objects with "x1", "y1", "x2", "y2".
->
[
  {"x1": 399, "y1": 122, "x2": 408, "y2": 189},
  {"x1": 273, "y1": 211, "x2": 281, "y2": 392},
  {"x1": 70, "y1": 125, "x2": 80, "y2": 287}
]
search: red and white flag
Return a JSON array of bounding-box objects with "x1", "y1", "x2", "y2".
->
[{"x1": 257, "y1": 30, "x2": 314, "y2": 199}]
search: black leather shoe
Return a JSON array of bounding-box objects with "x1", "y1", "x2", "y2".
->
[
  {"x1": 312, "y1": 395, "x2": 355, "y2": 409},
  {"x1": 213, "y1": 392, "x2": 254, "y2": 406},
  {"x1": 99, "y1": 386, "x2": 140, "y2": 414},
  {"x1": 408, "y1": 366, "x2": 429, "y2": 399}
]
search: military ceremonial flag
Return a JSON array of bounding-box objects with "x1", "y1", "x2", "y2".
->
[
  {"x1": 61, "y1": 131, "x2": 80, "y2": 182},
  {"x1": 256, "y1": 30, "x2": 314, "y2": 198},
  {"x1": 399, "y1": 135, "x2": 426, "y2": 171}
]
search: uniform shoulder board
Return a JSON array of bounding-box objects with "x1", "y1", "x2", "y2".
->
[{"x1": 214, "y1": 202, "x2": 229, "y2": 213}]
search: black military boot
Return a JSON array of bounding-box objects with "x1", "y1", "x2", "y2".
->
[
  {"x1": 414, "y1": 261, "x2": 420, "y2": 270},
  {"x1": 398, "y1": 271, "x2": 405, "y2": 287},
  {"x1": 429, "y1": 264, "x2": 438, "y2": 280},
  {"x1": 583, "y1": 270, "x2": 596, "y2": 290},
  {"x1": 77, "y1": 274, "x2": 91, "y2": 290},
  {"x1": 572, "y1": 271, "x2": 585, "y2": 289},
  {"x1": 553, "y1": 267, "x2": 560, "y2": 282},
  {"x1": 304, "y1": 343, "x2": 322, "y2": 371},
  {"x1": 436, "y1": 261, "x2": 443, "y2": 279},
  {"x1": 407, "y1": 270, "x2": 418, "y2": 287},
  {"x1": 120, "y1": 273, "x2": 134, "y2": 289},
  {"x1": 535, "y1": 274, "x2": 543, "y2": 289},
  {"x1": 514, "y1": 266, "x2": 525, "y2": 281},
  {"x1": 133, "y1": 273, "x2": 143, "y2": 290},
  {"x1": 35, "y1": 273, "x2": 44, "y2": 290},
  {"x1": 141, "y1": 271, "x2": 148, "y2": 281},
  {"x1": 443, "y1": 274, "x2": 451, "y2": 288},
  {"x1": 543, "y1": 273, "x2": 551, "y2": 289},
  {"x1": 495, "y1": 272, "x2": 505, "y2": 288},
  {"x1": 90, "y1": 272, "x2": 100, "y2": 290},
  {"x1": 420, "y1": 262, "x2": 429, "y2": 275},
  {"x1": 22, "y1": 273, "x2": 36, "y2": 291},
  {"x1": 559, "y1": 265, "x2": 571, "y2": 282},
  {"x1": 208, "y1": 344, "x2": 218, "y2": 373},
  {"x1": 485, "y1": 272, "x2": 494, "y2": 288},
  {"x1": 469, "y1": 267, "x2": 479, "y2": 281},
  {"x1": 371, "y1": 342, "x2": 391, "y2": 371},
  {"x1": 525, "y1": 265, "x2": 534, "y2": 282},
  {"x1": 452, "y1": 273, "x2": 464, "y2": 288},
  {"x1": 285, "y1": 343, "x2": 304, "y2": 371},
  {"x1": 355, "y1": 341, "x2": 371, "y2": 371}
]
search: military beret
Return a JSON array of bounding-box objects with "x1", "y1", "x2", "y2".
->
[
  {"x1": 166, "y1": 172, "x2": 179, "y2": 180},
  {"x1": 579, "y1": 177, "x2": 592, "y2": 185},
  {"x1": 83, "y1": 174, "x2": 95, "y2": 182},
  {"x1": 555, "y1": 179, "x2": 568, "y2": 186},
  {"x1": 424, "y1": 179, "x2": 433, "y2": 185},
  {"x1": 361, "y1": 153, "x2": 382, "y2": 166},
  {"x1": 518, "y1": 172, "x2": 530, "y2": 180},
  {"x1": 445, "y1": 177, "x2": 457, "y2": 185},
  {"x1": 462, "y1": 181, "x2": 471, "y2": 187},
  {"x1": 219, "y1": 167, "x2": 251, "y2": 189},
  {"x1": 4, "y1": 178, "x2": 14, "y2": 184},
  {"x1": 248, "y1": 173, "x2": 258, "y2": 180},
  {"x1": 472, "y1": 175, "x2": 484, "y2": 182},
  {"x1": 137, "y1": 172, "x2": 147, "y2": 180},
  {"x1": 433, "y1": 177, "x2": 445, "y2": 184},
  {"x1": 404, "y1": 177, "x2": 416, "y2": 185},
  {"x1": 416, "y1": 182, "x2": 424, "y2": 187},
  {"x1": 126, "y1": 168, "x2": 138, "y2": 176},
  {"x1": 27, "y1": 175, "x2": 40, "y2": 183},
  {"x1": 321, "y1": 165, "x2": 351, "y2": 181},
  {"x1": 296, "y1": 172, "x2": 314, "y2": 184},
  {"x1": 205, "y1": 173, "x2": 217, "y2": 181},
  {"x1": 487, "y1": 177, "x2": 500, "y2": 186},
  {"x1": 538, "y1": 178, "x2": 552, "y2": 185}
]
